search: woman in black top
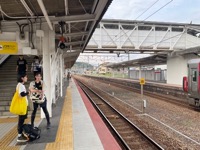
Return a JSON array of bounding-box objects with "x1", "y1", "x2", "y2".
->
[{"x1": 29, "y1": 72, "x2": 51, "y2": 129}]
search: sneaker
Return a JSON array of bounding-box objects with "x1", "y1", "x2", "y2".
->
[
  {"x1": 47, "y1": 123, "x2": 51, "y2": 129},
  {"x1": 17, "y1": 134, "x2": 28, "y2": 142}
]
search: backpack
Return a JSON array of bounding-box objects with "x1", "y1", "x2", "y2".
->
[{"x1": 22, "y1": 124, "x2": 41, "y2": 141}]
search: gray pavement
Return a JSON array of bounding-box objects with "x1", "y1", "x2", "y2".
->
[{"x1": 24, "y1": 81, "x2": 69, "y2": 150}]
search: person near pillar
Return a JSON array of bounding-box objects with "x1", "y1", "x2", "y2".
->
[
  {"x1": 29, "y1": 72, "x2": 51, "y2": 129},
  {"x1": 31, "y1": 56, "x2": 42, "y2": 76}
]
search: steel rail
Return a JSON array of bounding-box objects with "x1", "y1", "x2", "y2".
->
[{"x1": 76, "y1": 79, "x2": 164, "y2": 150}]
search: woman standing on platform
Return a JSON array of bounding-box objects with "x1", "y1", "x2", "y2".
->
[
  {"x1": 29, "y1": 72, "x2": 51, "y2": 129},
  {"x1": 16, "y1": 74, "x2": 30, "y2": 142}
]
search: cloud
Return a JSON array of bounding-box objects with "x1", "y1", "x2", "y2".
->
[
  {"x1": 104, "y1": 0, "x2": 157, "y2": 20},
  {"x1": 103, "y1": 0, "x2": 200, "y2": 23},
  {"x1": 80, "y1": 0, "x2": 200, "y2": 66}
]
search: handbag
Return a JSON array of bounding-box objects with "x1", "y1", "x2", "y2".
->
[{"x1": 9, "y1": 88, "x2": 27, "y2": 115}]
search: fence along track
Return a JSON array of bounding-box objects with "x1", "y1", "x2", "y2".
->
[{"x1": 93, "y1": 78, "x2": 190, "y2": 109}]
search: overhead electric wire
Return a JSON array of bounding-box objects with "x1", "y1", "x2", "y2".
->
[
  {"x1": 145, "y1": 32, "x2": 184, "y2": 48},
  {"x1": 103, "y1": 0, "x2": 175, "y2": 48},
  {"x1": 143, "y1": 0, "x2": 173, "y2": 21},
  {"x1": 135, "y1": 0, "x2": 160, "y2": 20}
]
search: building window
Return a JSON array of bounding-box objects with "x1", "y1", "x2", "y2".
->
[{"x1": 193, "y1": 70, "x2": 197, "y2": 82}]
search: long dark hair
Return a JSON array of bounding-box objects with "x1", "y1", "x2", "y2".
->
[{"x1": 17, "y1": 74, "x2": 27, "y2": 83}]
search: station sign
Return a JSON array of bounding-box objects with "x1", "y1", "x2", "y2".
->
[
  {"x1": 0, "y1": 41, "x2": 18, "y2": 54},
  {"x1": 140, "y1": 78, "x2": 145, "y2": 85}
]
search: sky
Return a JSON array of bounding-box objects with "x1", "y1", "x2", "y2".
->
[
  {"x1": 103, "y1": 0, "x2": 200, "y2": 24},
  {"x1": 77, "y1": 0, "x2": 200, "y2": 66}
]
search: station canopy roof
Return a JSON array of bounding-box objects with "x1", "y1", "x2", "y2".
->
[
  {"x1": 0, "y1": 0, "x2": 113, "y2": 68},
  {"x1": 106, "y1": 54, "x2": 167, "y2": 68}
]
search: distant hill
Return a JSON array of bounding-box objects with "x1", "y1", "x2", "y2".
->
[{"x1": 72, "y1": 62, "x2": 94, "y2": 70}]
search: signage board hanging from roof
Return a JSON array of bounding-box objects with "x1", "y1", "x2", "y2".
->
[{"x1": 0, "y1": 41, "x2": 18, "y2": 54}]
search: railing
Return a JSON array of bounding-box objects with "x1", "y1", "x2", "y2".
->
[
  {"x1": 50, "y1": 50, "x2": 61, "y2": 103},
  {"x1": 86, "y1": 21, "x2": 200, "y2": 53},
  {"x1": 0, "y1": 55, "x2": 9, "y2": 65}
]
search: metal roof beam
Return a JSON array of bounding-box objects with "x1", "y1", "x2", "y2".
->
[
  {"x1": 64, "y1": 0, "x2": 69, "y2": 15},
  {"x1": 172, "y1": 46, "x2": 200, "y2": 56},
  {"x1": 0, "y1": 14, "x2": 96, "y2": 27},
  {"x1": 55, "y1": 31, "x2": 89, "y2": 38},
  {"x1": 51, "y1": 14, "x2": 96, "y2": 24},
  {"x1": 20, "y1": 0, "x2": 34, "y2": 16},
  {"x1": 64, "y1": 56, "x2": 78, "y2": 62},
  {"x1": 65, "y1": 40, "x2": 85, "y2": 46},
  {"x1": 63, "y1": 51, "x2": 81, "y2": 57},
  {"x1": 37, "y1": 0, "x2": 53, "y2": 30}
]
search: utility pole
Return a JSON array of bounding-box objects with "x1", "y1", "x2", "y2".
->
[{"x1": 127, "y1": 51, "x2": 130, "y2": 78}]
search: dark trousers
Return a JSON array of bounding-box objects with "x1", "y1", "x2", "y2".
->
[
  {"x1": 31, "y1": 100, "x2": 50, "y2": 126},
  {"x1": 18, "y1": 71, "x2": 26, "y2": 76},
  {"x1": 18, "y1": 109, "x2": 28, "y2": 134}
]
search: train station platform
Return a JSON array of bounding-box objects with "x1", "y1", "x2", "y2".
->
[{"x1": 0, "y1": 79, "x2": 120, "y2": 150}]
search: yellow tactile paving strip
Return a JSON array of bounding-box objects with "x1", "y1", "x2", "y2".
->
[
  {"x1": 0, "y1": 122, "x2": 20, "y2": 150},
  {"x1": 45, "y1": 87, "x2": 73, "y2": 150},
  {"x1": 0, "y1": 117, "x2": 19, "y2": 123},
  {"x1": 0, "y1": 117, "x2": 40, "y2": 150}
]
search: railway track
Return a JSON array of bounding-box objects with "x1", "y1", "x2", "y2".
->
[
  {"x1": 93, "y1": 78, "x2": 192, "y2": 109},
  {"x1": 77, "y1": 80, "x2": 164, "y2": 150}
]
